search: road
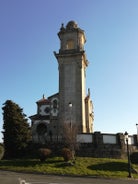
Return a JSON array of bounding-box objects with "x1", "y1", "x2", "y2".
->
[{"x1": 0, "y1": 170, "x2": 137, "y2": 184}]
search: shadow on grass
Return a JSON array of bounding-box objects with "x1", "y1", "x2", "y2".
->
[
  {"x1": 45, "y1": 159, "x2": 63, "y2": 164},
  {"x1": 0, "y1": 160, "x2": 40, "y2": 167},
  {"x1": 88, "y1": 162, "x2": 128, "y2": 172}
]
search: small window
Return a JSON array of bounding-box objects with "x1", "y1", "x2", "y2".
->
[
  {"x1": 66, "y1": 39, "x2": 74, "y2": 49},
  {"x1": 53, "y1": 99, "x2": 58, "y2": 109}
]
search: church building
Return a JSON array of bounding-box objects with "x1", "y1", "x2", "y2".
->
[{"x1": 30, "y1": 21, "x2": 94, "y2": 144}]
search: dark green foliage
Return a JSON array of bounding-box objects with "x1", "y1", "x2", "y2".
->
[
  {"x1": 2, "y1": 100, "x2": 32, "y2": 159},
  {"x1": 24, "y1": 142, "x2": 40, "y2": 159},
  {"x1": 62, "y1": 148, "x2": 73, "y2": 162},
  {"x1": 130, "y1": 152, "x2": 138, "y2": 164},
  {"x1": 0, "y1": 144, "x2": 4, "y2": 160},
  {"x1": 38, "y1": 148, "x2": 52, "y2": 162}
]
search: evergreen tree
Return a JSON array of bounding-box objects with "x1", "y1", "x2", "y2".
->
[{"x1": 2, "y1": 100, "x2": 31, "y2": 158}]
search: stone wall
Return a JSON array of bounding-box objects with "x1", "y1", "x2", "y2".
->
[
  {"x1": 76, "y1": 132, "x2": 138, "y2": 158},
  {"x1": 33, "y1": 131, "x2": 138, "y2": 158}
]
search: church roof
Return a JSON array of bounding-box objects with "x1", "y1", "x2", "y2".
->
[
  {"x1": 48, "y1": 92, "x2": 59, "y2": 99},
  {"x1": 36, "y1": 94, "x2": 50, "y2": 105},
  {"x1": 29, "y1": 114, "x2": 50, "y2": 120}
]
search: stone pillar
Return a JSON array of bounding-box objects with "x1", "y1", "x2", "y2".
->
[
  {"x1": 93, "y1": 132, "x2": 103, "y2": 148},
  {"x1": 117, "y1": 133, "x2": 125, "y2": 149},
  {"x1": 133, "y1": 134, "x2": 138, "y2": 146}
]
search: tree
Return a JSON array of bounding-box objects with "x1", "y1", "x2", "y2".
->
[
  {"x1": 62, "y1": 122, "x2": 79, "y2": 162},
  {"x1": 2, "y1": 100, "x2": 31, "y2": 158}
]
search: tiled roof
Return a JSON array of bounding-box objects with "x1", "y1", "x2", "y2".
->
[
  {"x1": 36, "y1": 94, "x2": 50, "y2": 104},
  {"x1": 29, "y1": 114, "x2": 50, "y2": 120}
]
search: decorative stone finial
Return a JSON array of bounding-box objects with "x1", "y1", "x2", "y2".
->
[
  {"x1": 88, "y1": 88, "x2": 90, "y2": 97},
  {"x1": 60, "y1": 23, "x2": 65, "y2": 31}
]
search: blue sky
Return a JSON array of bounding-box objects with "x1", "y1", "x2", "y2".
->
[{"x1": 0, "y1": 0, "x2": 138, "y2": 142}]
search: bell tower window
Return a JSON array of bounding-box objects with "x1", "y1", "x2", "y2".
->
[{"x1": 66, "y1": 39, "x2": 74, "y2": 49}]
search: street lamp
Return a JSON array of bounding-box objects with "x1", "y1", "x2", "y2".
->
[
  {"x1": 124, "y1": 131, "x2": 132, "y2": 178},
  {"x1": 68, "y1": 102, "x2": 72, "y2": 130}
]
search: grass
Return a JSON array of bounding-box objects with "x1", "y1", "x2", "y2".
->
[{"x1": 0, "y1": 157, "x2": 138, "y2": 179}]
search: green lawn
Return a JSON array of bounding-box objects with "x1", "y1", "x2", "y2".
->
[{"x1": 0, "y1": 157, "x2": 138, "y2": 179}]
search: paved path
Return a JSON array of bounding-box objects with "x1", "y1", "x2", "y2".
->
[{"x1": 0, "y1": 170, "x2": 137, "y2": 184}]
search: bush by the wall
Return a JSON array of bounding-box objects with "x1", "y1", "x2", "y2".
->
[
  {"x1": 62, "y1": 148, "x2": 73, "y2": 162},
  {"x1": 38, "y1": 148, "x2": 52, "y2": 162},
  {"x1": 130, "y1": 152, "x2": 138, "y2": 164}
]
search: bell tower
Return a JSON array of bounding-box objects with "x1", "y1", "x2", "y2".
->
[{"x1": 54, "y1": 21, "x2": 93, "y2": 133}]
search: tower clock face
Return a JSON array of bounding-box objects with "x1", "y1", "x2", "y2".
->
[
  {"x1": 39, "y1": 105, "x2": 50, "y2": 115},
  {"x1": 44, "y1": 107, "x2": 50, "y2": 113}
]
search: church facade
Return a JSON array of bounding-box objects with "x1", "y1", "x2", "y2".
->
[{"x1": 30, "y1": 21, "x2": 94, "y2": 144}]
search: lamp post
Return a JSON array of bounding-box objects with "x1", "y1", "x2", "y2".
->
[
  {"x1": 68, "y1": 102, "x2": 72, "y2": 130},
  {"x1": 136, "y1": 124, "x2": 138, "y2": 143},
  {"x1": 124, "y1": 131, "x2": 132, "y2": 178}
]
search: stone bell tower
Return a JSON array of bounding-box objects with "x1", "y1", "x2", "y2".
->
[{"x1": 54, "y1": 21, "x2": 94, "y2": 133}]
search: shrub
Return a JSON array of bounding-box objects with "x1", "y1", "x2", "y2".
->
[
  {"x1": 38, "y1": 148, "x2": 52, "y2": 162},
  {"x1": 62, "y1": 148, "x2": 73, "y2": 162},
  {"x1": 0, "y1": 144, "x2": 4, "y2": 160},
  {"x1": 130, "y1": 151, "x2": 138, "y2": 164}
]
